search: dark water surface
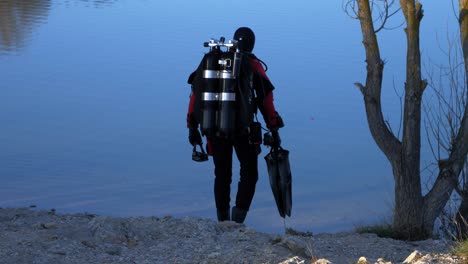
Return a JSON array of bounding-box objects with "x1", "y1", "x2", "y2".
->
[{"x1": 0, "y1": 0, "x2": 457, "y2": 233}]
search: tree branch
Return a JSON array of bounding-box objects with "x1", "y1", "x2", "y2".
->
[
  {"x1": 451, "y1": 1, "x2": 468, "y2": 193},
  {"x1": 399, "y1": 0, "x2": 410, "y2": 22},
  {"x1": 355, "y1": 82, "x2": 366, "y2": 95},
  {"x1": 357, "y1": 0, "x2": 402, "y2": 164}
]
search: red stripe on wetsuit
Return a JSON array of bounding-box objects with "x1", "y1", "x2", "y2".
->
[
  {"x1": 251, "y1": 59, "x2": 278, "y2": 129},
  {"x1": 187, "y1": 92, "x2": 196, "y2": 128}
]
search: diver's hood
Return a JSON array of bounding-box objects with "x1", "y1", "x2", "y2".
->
[{"x1": 233, "y1": 27, "x2": 255, "y2": 52}]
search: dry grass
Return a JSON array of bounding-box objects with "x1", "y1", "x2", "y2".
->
[
  {"x1": 355, "y1": 223, "x2": 397, "y2": 239},
  {"x1": 454, "y1": 240, "x2": 468, "y2": 264}
]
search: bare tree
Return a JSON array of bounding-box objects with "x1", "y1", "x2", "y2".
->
[{"x1": 350, "y1": 0, "x2": 468, "y2": 239}]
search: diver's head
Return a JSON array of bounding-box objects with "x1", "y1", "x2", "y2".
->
[{"x1": 233, "y1": 27, "x2": 255, "y2": 52}]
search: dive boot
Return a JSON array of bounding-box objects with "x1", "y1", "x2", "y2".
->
[
  {"x1": 217, "y1": 209, "x2": 230, "y2": 222},
  {"x1": 231, "y1": 206, "x2": 247, "y2": 223}
]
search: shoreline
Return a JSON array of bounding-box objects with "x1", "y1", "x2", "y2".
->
[{"x1": 0, "y1": 207, "x2": 464, "y2": 264}]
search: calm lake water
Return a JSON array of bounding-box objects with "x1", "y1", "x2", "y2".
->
[{"x1": 0, "y1": 0, "x2": 458, "y2": 234}]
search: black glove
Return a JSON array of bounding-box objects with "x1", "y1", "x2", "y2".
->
[
  {"x1": 271, "y1": 130, "x2": 281, "y2": 148},
  {"x1": 268, "y1": 112, "x2": 285, "y2": 131},
  {"x1": 263, "y1": 131, "x2": 281, "y2": 148},
  {"x1": 189, "y1": 128, "x2": 202, "y2": 146}
]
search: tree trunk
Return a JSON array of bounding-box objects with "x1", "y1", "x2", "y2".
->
[
  {"x1": 393, "y1": 164, "x2": 427, "y2": 239},
  {"x1": 394, "y1": 0, "x2": 427, "y2": 239}
]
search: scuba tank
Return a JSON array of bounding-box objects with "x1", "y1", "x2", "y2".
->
[
  {"x1": 199, "y1": 37, "x2": 242, "y2": 138},
  {"x1": 200, "y1": 49, "x2": 220, "y2": 137},
  {"x1": 217, "y1": 51, "x2": 236, "y2": 138}
]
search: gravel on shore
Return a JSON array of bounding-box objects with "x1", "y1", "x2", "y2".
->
[{"x1": 0, "y1": 207, "x2": 465, "y2": 264}]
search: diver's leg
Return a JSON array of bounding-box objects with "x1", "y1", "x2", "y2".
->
[
  {"x1": 232, "y1": 136, "x2": 259, "y2": 223},
  {"x1": 211, "y1": 137, "x2": 233, "y2": 221}
]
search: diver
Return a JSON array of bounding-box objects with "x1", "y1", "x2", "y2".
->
[{"x1": 186, "y1": 27, "x2": 284, "y2": 223}]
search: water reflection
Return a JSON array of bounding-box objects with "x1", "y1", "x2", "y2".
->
[
  {"x1": 0, "y1": 0, "x2": 51, "y2": 54},
  {"x1": 63, "y1": 0, "x2": 117, "y2": 8},
  {"x1": 79, "y1": 0, "x2": 117, "y2": 5}
]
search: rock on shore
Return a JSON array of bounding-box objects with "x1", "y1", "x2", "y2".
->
[{"x1": 0, "y1": 207, "x2": 464, "y2": 264}]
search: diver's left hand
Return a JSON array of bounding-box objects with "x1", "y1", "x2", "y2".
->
[{"x1": 271, "y1": 130, "x2": 281, "y2": 148}]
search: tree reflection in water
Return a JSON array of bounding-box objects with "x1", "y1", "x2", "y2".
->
[
  {"x1": 0, "y1": 0, "x2": 117, "y2": 54},
  {"x1": 0, "y1": 0, "x2": 51, "y2": 54}
]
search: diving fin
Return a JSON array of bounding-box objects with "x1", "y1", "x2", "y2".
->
[{"x1": 264, "y1": 146, "x2": 292, "y2": 218}]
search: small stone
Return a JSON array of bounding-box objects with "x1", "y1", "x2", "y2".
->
[
  {"x1": 357, "y1": 257, "x2": 370, "y2": 264},
  {"x1": 375, "y1": 258, "x2": 391, "y2": 264},
  {"x1": 313, "y1": 259, "x2": 333, "y2": 264},
  {"x1": 51, "y1": 250, "x2": 66, "y2": 256},
  {"x1": 278, "y1": 256, "x2": 306, "y2": 264},
  {"x1": 403, "y1": 251, "x2": 423, "y2": 263},
  {"x1": 40, "y1": 222, "x2": 57, "y2": 229},
  {"x1": 207, "y1": 252, "x2": 220, "y2": 258}
]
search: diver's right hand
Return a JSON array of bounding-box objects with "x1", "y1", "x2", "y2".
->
[{"x1": 189, "y1": 128, "x2": 202, "y2": 146}]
